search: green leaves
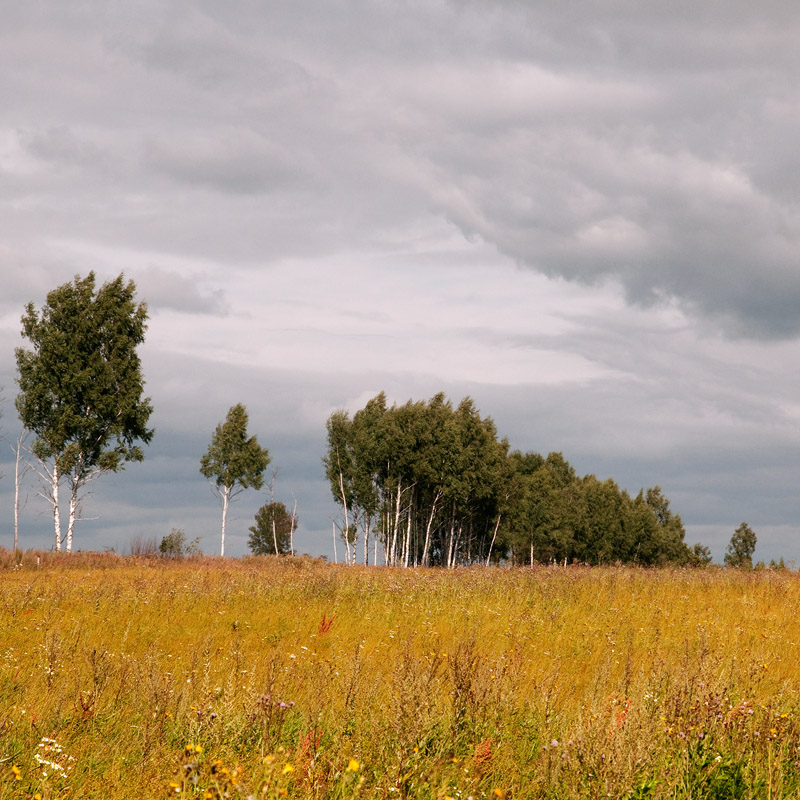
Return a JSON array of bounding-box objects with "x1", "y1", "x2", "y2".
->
[
  {"x1": 200, "y1": 403, "x2": 270, "y2": 492},
  {"x1": 15, "y1": 272, "x2": 154, "y2": 549},
  {"x1": 324, "y1": 392, "x2": 510, "y2": 566},
  {"x1": 248, "y1": 501, "x2": 297, "y2": 555},
  {"x1": 16, "y1": 272, "x2": 154, "y2": 474},
  {"x1": 724, "y1": 522, "x2": 757, "y2": 569},
  {"x1": 201, "y1": 404, "x2": 270, "y2": 556}
]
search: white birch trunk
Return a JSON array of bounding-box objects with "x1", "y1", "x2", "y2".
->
[
  {"x1": 390, "y1": 483, "x2": 402, "y2": 566},
  {"x1": 403, "y1": 507, "x2": 412, "y2": 568},
  {"x1": 421, "y1": 491, "x2": 441, "y2": 567},
  {"x1": 332, "y1": 521, "x2": 338, "y2": 564},
  {"x1": 52, "y1": 461, "x2": 62, "y2": 552},
  {"x1": 485, "y1": 514, "x2": 502, "y2": 566},
  {"x1": 13, "y1": 434, "x2": 27, "y2": 553},
  {"x1": 66, "y1": 483, "x2": 78, "y2": 553},
  {"x1": 336, "y1": 455, "x2": 350, "y2": 554},
  {"x1": 220, "y1": 488, "x2": 230, "y2": 557}
]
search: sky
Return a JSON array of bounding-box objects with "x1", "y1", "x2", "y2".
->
[{"x1": 2, "y1": 1, "x2": 800, "y2": 563}]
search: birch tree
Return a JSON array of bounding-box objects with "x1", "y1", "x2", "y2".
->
[
  {"x1": 200, "y1": 404, "x2": 270, "y2": 557},
  {"x1": 15, "y1": 273, "x2": 154, "y2": 552},
  {"x1": 11, "y1": 431, "x2": 32, "y2": 553}
]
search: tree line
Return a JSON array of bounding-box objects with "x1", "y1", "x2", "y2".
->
[
  {"x1": 7, "y1": 272, "x2": 758, "y2": 567},
  {"x1": 324, "y1": 392, "x2": 712, "y2": 568}
]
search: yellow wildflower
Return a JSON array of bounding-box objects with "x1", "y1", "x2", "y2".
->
[
  {"x1": 282, "y1": 763, "x2": 295, "y2": 774},
  {"x1": 347, "y1": 759, "x2": 361, "y2": 772},
  {"x1": 11, "y1": 765, "x2": 21, "y2": 781}
]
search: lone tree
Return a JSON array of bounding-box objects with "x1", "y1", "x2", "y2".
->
[
  {"x1": 248, "y1": 501, "x2": 297, "y2": 555},
  {"x1": 724, "y1": 522, "x2": 757, "y2": 569},
  {"x1": 15, "y1": 273, "x2": 154, "y2": 552},
  {"x1": 200, "y1": 404, "x2": 270, "y2": 556}
]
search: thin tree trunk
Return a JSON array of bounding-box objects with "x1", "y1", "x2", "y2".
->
[
  {"x1": 485, "y1": 513, "x2": 502, "y2": 566},
  {"x1": 13, "y1": 433, "x2": 27, "y2": 553},
  {"x1": 421, "y1": 491, "x2": 441, "y2": 567},
  {"x1": 403, "y1": 507, "x2": 412, "y2": 568},
  {"x1": 336, "y1": 452, "x2": 350, "y2": 554},
  {"x1": 52, "y1": 461, "x2": 62, "y2": 552},
  {"x1": 66, "y1": 481, "x2": 79, "y2": 553},
  {"x1": 391, "y1": 483, "x2": 402, "y2": 566},
  {"x1": 332, "y1": 521, "x2": 338, "y2": 564},
  {"x1": 290, "y1": 495, "x2": 297, "y2": 556},
  {"x1": 268, "y1": 469, "x2": 279, "y2": 554},
  {"x1": 220, "y1": 488, "x2": 230, "y2": 557}
]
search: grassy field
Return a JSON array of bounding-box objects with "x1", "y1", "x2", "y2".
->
[{"x1": 1, "y1": 553, "x2": 799, "y2": 799}]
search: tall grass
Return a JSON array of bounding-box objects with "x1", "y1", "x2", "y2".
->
[{"x1": 1, "y1": 554, "x2": 799, "y2": 798}]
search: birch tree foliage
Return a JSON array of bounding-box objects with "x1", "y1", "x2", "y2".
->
[
  {"x1": 200, "y1": 403, "x2": 270, "y2": 557},
  {"x1": 324, "y1": 392, "x2": 509, "y2": 567},
  {"x1": 15, "y1": 272, "x2": 154, "y2": 552}
]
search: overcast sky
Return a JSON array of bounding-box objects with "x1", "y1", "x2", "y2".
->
[{"x1": 2, "y1": 1, "x2": 800, "y2": 563}]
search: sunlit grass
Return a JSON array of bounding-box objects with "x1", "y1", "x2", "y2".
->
[{"x1": 1, "y1": 553, "x2": 800, "y2": 798}]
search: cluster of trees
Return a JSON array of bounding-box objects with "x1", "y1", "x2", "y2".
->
[
  {"x1": 10, "y1": 272, "x2": 295, "y2": 557},
  {"x1": 324, "y1": 393, "x2": 712, "y2": 568}
]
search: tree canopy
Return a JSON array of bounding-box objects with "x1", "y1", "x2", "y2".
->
[
  {"x1": 325, "y1": 392, "x2": 701, "y2": 568},
  {"x1": 248, "y1": 501, "x2": 297, "y2": 556},
  {"x1": 200, "y1": 403, "x2": 270, "y2": 556},
  {"x1": 15, "y1": 272, "x2": 153, "y2": 551},
  {"x1": 724, "y1": 522, "x2": 757, "y2": 569}
]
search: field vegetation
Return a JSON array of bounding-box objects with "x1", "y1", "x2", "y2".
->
[{"x1": 1, "y1": 553, "x2": 799, "y2": 799}]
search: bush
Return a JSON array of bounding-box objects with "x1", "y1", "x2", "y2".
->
[{"x1": 159, "y1": 528, "x2": 201, "y2": 558}]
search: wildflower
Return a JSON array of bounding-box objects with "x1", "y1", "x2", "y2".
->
[
  {"x1": 282, "y1": 763, "x2": 295, "y2": 774},
  {"x1": 493, "y1": 790, "x2": 506, "y2": 798},
  {"x1": 347, "y1": 759, "x2": 361, "y2": 772},
  {"x1": 11, "y1": 765, "x2": 21, "y2": 781}
]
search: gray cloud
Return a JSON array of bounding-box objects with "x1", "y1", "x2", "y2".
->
[
  {"x1": 144, "y1": 129, "x2": 301, "y2": 195},
  {"x1": 2, "y1": 2, "x2": 800, "y2": 563},
  {"x1": 136, "y1": 267, "x2": 228, "y2": 315}
]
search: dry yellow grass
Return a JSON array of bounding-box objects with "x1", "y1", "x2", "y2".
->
[{"x1": 1, "y1": 553, "x2": 799, "y2": 798}]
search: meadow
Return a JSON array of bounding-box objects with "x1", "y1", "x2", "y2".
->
[{"x1": 1, "y1": 553, "x2": 799, "y2": 799}]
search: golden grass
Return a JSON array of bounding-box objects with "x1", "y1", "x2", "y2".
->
[{"x1": 1, "y1": 554, "x2": 800, "y2": 798}]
